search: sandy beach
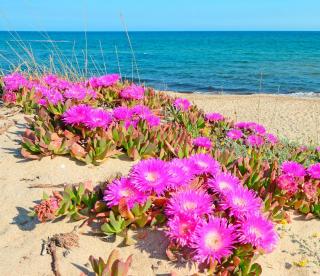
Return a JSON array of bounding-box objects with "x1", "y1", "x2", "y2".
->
[{"x1": 1, "y1": 94, "x2": 320, "y2": 276}]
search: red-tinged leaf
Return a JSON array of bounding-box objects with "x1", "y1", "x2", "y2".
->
[
  {"x1": 166, "y1": 246, "x2": 178, "y2": 262},
  {"x1": 21, "y1": 148, "x2": 40, "y2": 159},
  {"x1": 70, "y1": 143, "x2": 86, "y2": 157},
  {"x1": 118, "y1": 198, "x2": 135, "y2": 220}
]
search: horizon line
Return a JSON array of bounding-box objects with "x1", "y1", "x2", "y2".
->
[{"x1": 1, "y1": 29, "x2": 320, "y2": 32}]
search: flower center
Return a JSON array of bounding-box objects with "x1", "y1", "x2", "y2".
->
[
  {"x1": 204, "y1": 231, "x2": 222, "y2": 251},
  {"x1": 183, "y1": 201, "x2": 197, "y2": 210},
  {"x1": 197, "y1": 161, "x2": 208, "y2": 168},
  {"x1": 145, "y1": 172, "x2": 158, "y2": 183},
  {"x1": 218, "y1": 181, "x2": 230, "y2": 190},
  {"x1": 250, "y1": 226, "x2": 262, "y2": 238},
  {"x1": 179, "y1": 223, "x2": 189, "y2": 235},
  {"x1": 119, "y1": 189, "x2": 131, "y2": 197},
  {"x1": 234, "y1": 197, "x2": 247, "y2": 207}
]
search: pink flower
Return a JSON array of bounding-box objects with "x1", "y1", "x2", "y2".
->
[
  {"x1": 103, "y1": 177, "x2": 147, "y2": 209},
  {"x1": 227, "y1": 129, "x2": 243, "y2": 140},
  {"x1": 120, "y1": 84, "x2": 145, "y2": 100},
  {"x1": 281, "y1": 161, "x2": 306, "y2": 177},
  {"x1": 237, "y1": 215, "x2": 278, "y2": 253},
  {"x1": 316, "y1": 146, "x2": 320, "y2": 152},
  {"x1": 277, "y1": 175, "x2": 298, "y2": 195},
  {"x1": 130, "y1": 158, "x2": 171, "y2": 195},
  {"x1": 3, "y1": 73, "x2": 28, "y2": 91},
  {"x1": 205, "y1": 113, "x2": 224, "y2": 122},
  {"x1": 2, "y1": 91, "x2": 16, "y2": 104},
  {"x1": 64, "y1": 84, "x2": 87, "y2": 100},
  {"x1": 192, "y1": 217, "x2": 236, "y2": 264},
  {"x1": 84, "y1": 108, "x2": 113, "y2": 129},
  {"x1": 167, "y1": 159, "x2": 194, "y2": 188},
  {"x1": 247, "y1": 135, "x2": 264, "y2": 147},
  {"x1": 221, "y1": 187, "x2": 262, "y2": 218},
  {"x1": 251, "y1": 123, "x2": 266, "y2": 135},
  {"x1": 87, "y1": 74, "x2": 120, "y2": 88},
  {"x1": 192, "y1": 137, "x2": 212, "y2": 149},
  {"x1": 63, "y1": 104, "x2": 93, "y2": 126},
  {"x1": 208, "y1": 173, "x2": 241, "y2": 195},
  {"x1": 166, "y1": 189, "x2": 212, "y2": 218},
  {"x1": 173, "y1": 98, "x2": 191, "y2": 111},
  {"x1": 113, "y1": 106, "x2": 132, "y2": 121},
  {"x1": 166, "y1": 214, "x2": 201, "y2": 246},
  {"x1": 302, "y1": 182, "x2": 317, "y2": 200},
  {"x1": 307, "y1": 163, "x2": 320, "y2": 179},
  {"x1": 189, "y1": 153, "x2": 221, "y2": 176},
  {"x1": 42, "y1": 88, "x2": 64, "y2": 105},
  {"x1": 266, "y1": 133, "x2": 278, "y2": 145},
  {"x1": 42, "y1": 74, "x2": 71, "y2": 90}
]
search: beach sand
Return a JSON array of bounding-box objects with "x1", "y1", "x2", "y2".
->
[{"x1": 0, "y1": 94, "x2": 320, "y2": 276}]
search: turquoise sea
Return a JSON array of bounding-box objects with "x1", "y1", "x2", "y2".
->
[{"x1": 0, "y1": 31, "x2": 320, "y2": 94}]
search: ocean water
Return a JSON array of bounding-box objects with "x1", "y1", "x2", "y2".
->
[{"x1": 0, "y1": 31, "x2": 320, "y2": 94}]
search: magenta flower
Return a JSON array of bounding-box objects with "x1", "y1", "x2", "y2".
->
[
  {"x1": 166, "y1": 189, "x2": 212, "y2": 218},
  {"x1": 205, "y1": 113, "x2": 224, "y2": 122},
  {"x1": 193, "y1": 136, "x2": 212, "y2": 149},
  {"x1": 3, "y1": 73, "x2": 28, "y2": 91},
  {"x1": 42, "y1": 74, "x2": 71, "y2": 90},
  {"x1": 168, "y1": 159, "x2": 194, "y2": 188},
  {"x1": 2, "y1": 91, "x2": 17, "y2": 104},
  {"x1": 103, "y1": 177, "x2": 147, "y2": 209},
  {"x1": 166, "y1": 214, "x2": 201, "y2": 246},
  {"x1": 113, "y1": 106, "x2": 132, "y2": 121},
  {"x1": 208, "y1": 173, "x2": 241, "y2": 195},
  {"x1": 277, "y1": 175, "x2": 299, "y2": 195},
  {"x1": 247, "y1": 135, "x2": 264, "y2": 147},
  {"x1": 189, "y1": 153, "x2": 221, "y2": 176},
  {"x1": 221, "y1": 187, "x2": 262, "y2": 218},
  {"x1": 130, "y1": 158, "x2": 171, "y2": 195},
  {"x1": 316, "y1": 146, "x2": 320, "y2": 152},
  {"x1": 64, "y1": 84, "x2": 87, "y2": 100},
  {"x1": 251, "y1": 123, "x2": 266, "y2": 135},
  {"x1": 173, "y1": 98, "x2": 191, "y2": 111},
  {"x1": 307, "y1": 163, "x2": 320, "y2": 179},
  {"x1": 302, "y1": 182, "x2": 317, "y2": 200},
  {"x1": 120, "y1": 84, "x2": 145, "y2": 100},
  {"x1": 237, "y1": 215, "x2": 278, "y2": 253},
  {"x1": 87, "y1": 74, "x2": 120, "y2": 88},
  {"x1": 227, "y1": 129, "x2": 243, "y2": 140},
  {"x1": 265, "y1": 133, "x2": 278, "y2": 145},
  {"x1": 192, "y1": 217, "x2": 236, "y2": 264},
  {"x1": 84, "y1": 108, "x2": 113, "y2": 129},
  {"x1": 42, "y1": 88, "x2": 64, "y2": 105},
  {"x1": 281, "y1": 161, "x2": 306, "y2": 177},
  {"x1": 63, "y1": 104, "x2": 93, "y2": 126}
]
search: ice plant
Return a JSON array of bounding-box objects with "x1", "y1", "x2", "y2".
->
[
  {"x1": 120, "y1": 84, "x2": 145, "y2": 100},
  {"x1": 130, "y1": 158, "x2": 171, "y2": 195},
  {"x1": 226, "y1": 129, "x2": 243, "y2": 140},
  {"x1": 87, "y1": 74, "x2": 120, "y2": 88},
  {"x1": 62, "y1": 104, "x2": 93, "y2": 126},
  {"x1": 307, "y1": 163, "x2": 320, "y2": 179},
  {"x1": 276, "y1": 174, "x2": 299, "y2": 195},
  {"x1": 84, "y1": 108, "x2": 113, "y2": 129},
  {"x1": 2, "y1": 72, "x2": 28, "y2": 91},
  {"x1": 192, "y1": 217, "x2": 236, "y2": 264},
  {"x1": 205, "y1": 112, "x2": 224, "y2": 122},
  {"x1": 237, "y1": 215, "x2": 279, "y2": 253},
  {"x1": 221, "y1": 187, "x2": 262, "y2": 218},
  {"x1": 166, "y1": 214, "x2": 201, "y2": 246},
  {"x1": 208, "y1": 172, "x2": 241, "y2": 195},
  {"x1": 247, "y1": 135, "x2": 264, "y2": 147},
  {"x1": 166, "y1": 189, "x2": 212, "y2": 218},
  {"x1": 189, "y1": 153, "x2": 221, "y2": 175},
  {"x1": 2, "y1": 91, "x2": 17, "y2": 105},
  {"x1": 103, "y1": 177, "x2": 147, "y2": 209},
  {"x1": 281, "y1": 161, "x2": 306, "y2": 177},
  {"x1": 265, "y1": 133, "x2": 278, "y2": 145},
  {"x1": 173, "y1": 98, "x2": 191, "y2": 111},
  {"x1": 192, "y1": 136, "x2": 212, "y2": 149}
]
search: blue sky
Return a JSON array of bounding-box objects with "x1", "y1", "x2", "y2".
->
[{"x1": 0, "y1": 0, "x2": 319, "y2": 31}]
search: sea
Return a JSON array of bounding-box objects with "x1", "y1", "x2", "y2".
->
[{"x1": 0, "y1": 31, "x2": 320, "y2": 95}]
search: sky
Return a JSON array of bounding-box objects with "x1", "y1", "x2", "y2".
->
[{"x1": 0, "y1": 0, "x2": 319, "y2": 31}]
